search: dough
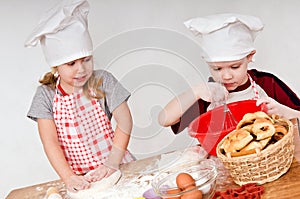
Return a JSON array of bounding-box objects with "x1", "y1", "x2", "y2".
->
[
  {"x1": 47, "y1": 194, "x2": 62, "y2": 199},
  {"x1": 45, "y1": 187, "x2": 62, "y2": 199},
  {"x1": 236, "y1": 113, "x2": 256, "y2": 129},
  {"x1": 67, "y1": 170, "x2": 122, "y2": 199},
  {"x1": 221, "y1": 129, "x2": 254, "y2": 153},
  {"x1": 242, "y1": 137, "x2": 271, "y2": 151},
  {"x1": 252, "y1": 119, "x2": 275, "y2": 140}
]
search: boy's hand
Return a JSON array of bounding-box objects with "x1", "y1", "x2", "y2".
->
[
  {"x1": 65, "y1": 175, "x2": 90, "y2": 192},
  {"x1": 256, "y1": 97, "x2": 293, "y2": 118},
  {"x1": 194, "y1": 82, "x2": 228, "y2": 103}
]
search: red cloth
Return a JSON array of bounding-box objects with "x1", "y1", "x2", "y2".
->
[{"x1": 212, "y1": 183, "x2": 264, "y2": 199}]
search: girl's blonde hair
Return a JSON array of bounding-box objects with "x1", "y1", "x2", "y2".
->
[{"x1": 39, "y1": 67, "x2": 105, "y2": 100}]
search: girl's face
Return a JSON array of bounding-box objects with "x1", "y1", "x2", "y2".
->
[
  {"x1": 207, "y1": 52, "x2": 254, "y2": 91},
  {"x1": 57, "y1": 56, "x2": 93, "y2": 93}
]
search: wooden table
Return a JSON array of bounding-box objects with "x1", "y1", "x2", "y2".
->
[{"x1": 7, "y1": 119, "x2": 300, "y2": 199}]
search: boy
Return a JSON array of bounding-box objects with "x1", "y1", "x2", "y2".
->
[{"x1": 158, "y1": 13, "x2": 300, "y2": 134}]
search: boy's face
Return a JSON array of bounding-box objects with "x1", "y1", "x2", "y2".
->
[
  {"x1": 207, "y1": 56, "x2": 251, "y2": 91},
  {"x1": 57, "y1": 56, "x2": 94, "y2": 93}
]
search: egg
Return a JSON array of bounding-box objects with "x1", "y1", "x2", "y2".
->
[
  {"x1": 184, "y1": 185, "x2": 196, "y2": 191},
  {"x1": 181, "y1": 188, "x2": 202, "y2": 199},
  {"x1": 176, "y1": 173, "x2": 196, "y2": 190},
  {"x1": 166, "y1": 188, "x2": 181, "y2": 199}
]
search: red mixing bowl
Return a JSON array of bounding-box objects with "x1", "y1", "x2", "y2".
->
[{"x1": 188, "y1": 100, "x2": 263, "y2": 156}]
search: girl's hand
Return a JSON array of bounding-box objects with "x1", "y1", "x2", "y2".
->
[
  {"x1": 65, "y1": 175, "x2": 90, "y2": 192},
  {"x1": 256, "y1": 97, "x2": 295, "y2": 119},
  {"x1": 84, "y1": 165, "x2": 116, "y2": 182}
]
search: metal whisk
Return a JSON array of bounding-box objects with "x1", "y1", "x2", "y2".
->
[
  {"x1": 222, "y1": 100, "x2": 238, "y2": 131},
  {"x1": 208, "y1": 81, "x2": 238, "y2": 133}
]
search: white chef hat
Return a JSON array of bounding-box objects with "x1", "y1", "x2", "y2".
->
[
  {"x1": 24, "y1": 0, "x2": 93, "y2": 67},
  {"x1": 184, "y1": 13, "x2": 264, "y2": 62}
]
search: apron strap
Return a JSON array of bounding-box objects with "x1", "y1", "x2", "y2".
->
[
  {"x1": 55, "y1": 76, "x2": 60, "y2": 95},
  {"x1": 248, "y1": 73, "x2": 260, "y2": 100}
]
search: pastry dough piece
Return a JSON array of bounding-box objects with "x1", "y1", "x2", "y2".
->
[
  {"x1": 241, "y1": 124, "x2": 253, "y2": 132},
  {"x1": 254, "y1": 111, "x2": 274, "y2": 123},
  {"x1": 242, "y1": 137, "x2": 271, "y2": 151},
  {"x1": 221, "y1": 129, "x2": 254, "y2": 153},
  {"x1": 229, "y1": 149, "x2": 256, "y2": 157},
  {"x1": 271, "y1": 114, "x2": 280, "y2": 121},
  {"x1": 236, "y1": 113, "x2": 256, "y2": 129},
  {"x1": 253, "y1": 118, "x2": 273, "y2": 126},
  {"x1": 254, "y1": 111, "x2": 269, "y2": 117},
  {"x1": 67, "y1": 170, "x2": 122, "y2": 199},
  {"x1": 242, "y1": 141, "x2": 262, "y2": 151},
  {"x1": 274, "y1": 119, "x2": 289, "y2": 129},
  {"x1": 229, "y1": 138, "x2": 270, "y2": 157},
  {"x1": 236, "y1": 111, "x2": 273, "y2": 129},
  {"x1": 273, "y1": 125, "x2": 288, "y2": 141},
  {"x1": 259, "y1": 137, "x2": 272, "y2": 149},
  {"x1": 242, "y1": 113, "x2": 256, "y2": 121},
  {"x1": 252, "y1": 118, "x2": 275, "y2": 140},
  {"x1": 274, "y1": 125, "x2": 288, "y2": 135}
]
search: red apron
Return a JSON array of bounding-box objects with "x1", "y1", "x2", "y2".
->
[{"x1": 53, "y1": 81, "x2": 134, "y2": 174}]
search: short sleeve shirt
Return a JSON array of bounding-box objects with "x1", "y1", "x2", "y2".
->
[{"x1": 27, "y1": 69, "x2": 130, "y2": 121}]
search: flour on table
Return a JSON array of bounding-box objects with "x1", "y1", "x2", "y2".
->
[
  {"x1": 90, "y1": 173, "x2": 156, "y2": 199},
  {"x1": 65, "y1": 146, "x2": 208, "y2": 199},
  {"x1": 158, "y1": 145, "x2": 208, "y2": 170},
  {"x1": 67, "y1": 170, "x2": 122, "y2": 199}
]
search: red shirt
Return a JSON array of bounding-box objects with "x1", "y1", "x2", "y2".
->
[{"x1": 171, "y1": 69, "x2": 300, "y2": 134}]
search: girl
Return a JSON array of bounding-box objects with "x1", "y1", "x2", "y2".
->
[
  {"x1": 25, "y1": 0, "x2": 134, "y2": 192},
  {"x1": 158, "y1": 13, "x2": 300, "y2": 134}
]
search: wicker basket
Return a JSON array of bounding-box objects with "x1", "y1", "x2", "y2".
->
[{"x1": 216, "y1": 119, "x2": 295, "y2": 185}]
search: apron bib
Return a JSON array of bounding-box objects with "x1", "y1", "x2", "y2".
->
[
  {"x1": 207, "y1": 74, "x2": 268, "y2": 110},
  {"x1": 53, "y1": 81, "x2": 134, "y2": 174},
  {"x1": 226, "y1": 74, "x2": 269, "y2": 103}
]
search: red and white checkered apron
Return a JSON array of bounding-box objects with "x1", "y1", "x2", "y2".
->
[{"x1": 53, "y1": 83, "x2": 134, "y2": 175}]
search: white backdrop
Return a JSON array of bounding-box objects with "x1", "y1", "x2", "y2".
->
[{"x1": 2, "y1": 0, "x2": 300, "y2": 198}]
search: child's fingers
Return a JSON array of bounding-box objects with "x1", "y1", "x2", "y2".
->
[
  {"x1": 104, "y1": 167, "x2": 117, "y2": 178},
  {"x1": 256, "y1": 98, "x2": 269, "y2": 112},
  {"x1": 66, "y1": 176, "x2": 90, "y2": 192},
  {"x1": 260, "y1": 102, "x2": 268, "y2": 112},
  {"x1": 84, "y1": 166, "x2": 108, "y2": 182},
  {"x1": 256, "y1": 98, "x2": 270, "y2": 111}
]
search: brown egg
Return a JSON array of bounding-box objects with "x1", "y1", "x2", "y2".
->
[
  {"x1": 184, "y1": 185, "x2": 196, "y2": 191},
  {"x1": 181, "y1": 188, "x2": 202, "y2": 199},
  {"x1": 176, "y1": 173, "x2": 196, "y2": 190},
  {"x1": 166, "y1": 187, "x2": 182, "y2": 199}
]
